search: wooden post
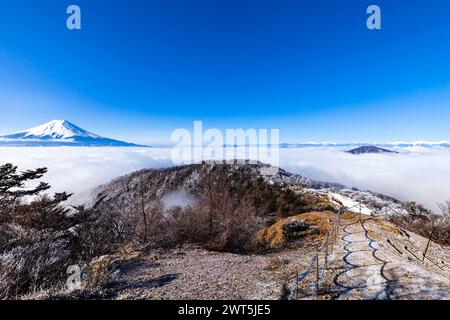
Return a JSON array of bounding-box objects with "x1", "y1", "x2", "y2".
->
[
  {"x1": 330, "y1": 222, "x2": 334, "y2": 254},
  {"x1": 315, "y1": 255, "x2": 320, "y2": 294},
  {"x1": 295, "y1": 271, "x2": 299, "y2": 300},
  {"x1": 333, "y1": 222, "x2": 336, "y2": 247},
  {"x1": 335, "y1": 209, "x2": 340, "y2": 243},
  {"x1": 422, "y1": 229, "x2": 434, "y2": 262},
  {"x1": 325, "y1": 232, "x2": 329, "y2": 269},
  {"x1": 359, "y1": 203, "x2": 362, "y2": 222}
]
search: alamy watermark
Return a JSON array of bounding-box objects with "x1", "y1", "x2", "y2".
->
[
  {"x1": 171, "y1": 121, "x2": 280, "y2": 176},
  {"x1": 367, "y1": 5, "x2": 381, "y2": 30},
  {"x1": 66, "y1": 5, "x2": 81, "y2": 30},
  {"x1": 66, "y1": 265, "x2": 82, "y2": 291}
]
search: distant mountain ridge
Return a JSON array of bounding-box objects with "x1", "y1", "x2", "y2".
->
[
  {"x1": 0, "y1": 120, "x2": 144, "y2": 147},
  {"x1": 346, "y1": 146, "x2": 399, "y2": 155},
  {"x1": 1, "y1": 120, "x2": 448, "y2": 149},
  {"x1": 279, "y1": 141, "x2": 450, "y2": 148}
]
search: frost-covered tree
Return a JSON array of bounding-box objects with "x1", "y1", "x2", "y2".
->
[
  {"x1": 0, "y1": 164, "x2": 77, "y2": 298},
  {"x1": 0, "y1": 163, "x2": 136, "y2": 299}
]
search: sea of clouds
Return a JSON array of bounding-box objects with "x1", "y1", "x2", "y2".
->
[{"x1": 0, "y1": 146, "x2": 449, "y2": 212}]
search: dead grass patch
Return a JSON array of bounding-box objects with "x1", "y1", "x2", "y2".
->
[
  {"x1": 370, "y1": 218, "x2": 405, "y2": 237},
  {"x1": 255, "y1": 211, "x2": 335, "y2": 250}
]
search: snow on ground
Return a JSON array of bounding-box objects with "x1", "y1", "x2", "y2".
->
[
  {"x1": 0, "y1": 146, "x2": 449, "y2": 211},
  {"x1": 327, "y1": 192, "x2": 373, "y2": 215},
  {"x1": 322, "y1": 214, "x2": 449, "y2": 300}
]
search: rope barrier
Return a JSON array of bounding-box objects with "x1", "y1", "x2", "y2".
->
[
  {"x1": 285, "y1": 208, "x2": 341, "y2": 299},
  {"x1": 334, "y1": 197, "x2": 447, "y2": 271},
  {"x1": 283, "y1": 197, "x2": 448, "y2": 299}
]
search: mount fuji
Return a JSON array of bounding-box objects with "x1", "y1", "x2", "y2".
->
[{"x1": 0, "y1": 120, "x2": 144, "y2": 147}]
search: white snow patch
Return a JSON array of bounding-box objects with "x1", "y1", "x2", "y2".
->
[
  {"x1": 328, "y1": 192, "x2": 373, "y2": 215},
  {"x1": 10, "y1": 120, "x2": 100, "y2": 139}
]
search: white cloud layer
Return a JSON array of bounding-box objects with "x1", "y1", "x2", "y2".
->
[
  {"x1": 0, "y1": 147, "x2": 449, "y2": 212},
  {"x1": 279, "y1": 147, "x2": 450, "y2": 212}
]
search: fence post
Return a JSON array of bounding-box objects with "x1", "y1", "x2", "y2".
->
[
  {"x1": 325, "y1": 232, "x2": 329, "y2": 269},
  {"x1": 334, "y1": 218, "x2": 337, "y2": 244},
  {"x1": 330, "y1": 221, "x2": 335, "y2": 254},
  {"x1": 315, "y1": 255, "x2": 319, "y2": 294},
  {"x1": 335, "y1": 208, "x2": 340, "y2": 243},
  {"x1": 359, "y1": 203, "x2": 362, "y2": 222},
  {"x1": 422, "y1": 228, "x2": 434, "y2": 262},
  {"x1": 295, "y1": 271, "x2": 299, "y2": 300}
]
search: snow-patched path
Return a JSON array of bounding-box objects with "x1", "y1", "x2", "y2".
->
[
  {"x1": 320, "y1": 213, "x2": 449, "y2": 300},
  {"x1": 327, "y1": 217, "x2": 393, "y2": 299}
]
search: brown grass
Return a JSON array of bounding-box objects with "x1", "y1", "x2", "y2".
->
[
  {"x1": 370, "y1": 218, "x2": 405, "y2": 237},
  {"x1": 255, "y1": 211, "x2": 335, "y2": 249}
]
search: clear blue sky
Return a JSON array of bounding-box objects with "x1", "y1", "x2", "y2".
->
[{"x1": 1, "y1": 0, "x2": 450, "y2": 144}]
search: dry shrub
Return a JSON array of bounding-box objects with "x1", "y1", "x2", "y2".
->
[
  {"x1": 189, "y1": 167, "x2": 267, "y2": 252},
  {"x1": 84, "y1": 255, "x2": 112, "y2": 289},
  {"x1": 388, "y1": 201, "x2": 450, "y2": 245},
  {"x1": 0, "y1": 234, "x2": 70, "y2": 299},
  {"x1": 164, "y1": 185, "x2": 264, "y2": 253},
  {"x1": 438, "y1": 201, "x2": 450, "y2": 216},
  {"x1": 121, "y1": 165, "x2": 269, "y2": 253},
  {"x1": 0, "y1": 164, "x2": 129, "y2": 299}
]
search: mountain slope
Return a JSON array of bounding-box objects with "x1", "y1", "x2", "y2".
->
[
  {"x1": 30, "y1": 162, "x2": 447, "y2": 300},
  {"x1": 0, "y1": 120, "x2": 143, "y2": 147},
  {"x1": 91, "y1": 162, "x2": 410, "y2": 220}
]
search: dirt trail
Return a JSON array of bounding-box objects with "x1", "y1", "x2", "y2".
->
[
  {"x1": 92, "y1": 213, "x2": 448, "y2": 300},
  {"x1": 103, "y1": 247, "x2": 285, "y2": 300},
  {"x1": 321, "y1": 213, "x2": 449, "y2": 300}
]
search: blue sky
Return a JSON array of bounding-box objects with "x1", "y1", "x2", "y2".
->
[{"x1": 0, "y1": 0, "x2": 450, "y2": 144}]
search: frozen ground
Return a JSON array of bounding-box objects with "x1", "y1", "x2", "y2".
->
[
  {"x1": 0, "y1": 146, "x2": 449, "y2": 211},
  {"x1": 34, "y1": 211, "x2": 448, "y2": 300},
  {"x1": 319, "y1": 212, "x2": 449, "y2": 300}
]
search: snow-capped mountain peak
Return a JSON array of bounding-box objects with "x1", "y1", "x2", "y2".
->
[
  {"x1": 0, "y1": 120, "x2": 143, "y2": 147},
  {"x1": 11, "y1": 120, "x2": 100, "y2": 140}
]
